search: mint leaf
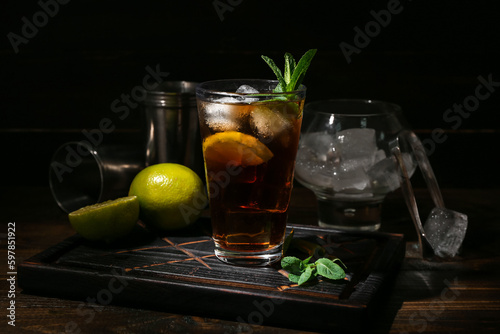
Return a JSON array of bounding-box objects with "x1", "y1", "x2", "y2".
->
[
  {"x1": 287, "y1": 273, "x2": 301, "y2": 284},
  {"x1": 301, "y1": 255, "x2": 313, "y2": 267},
  {"x1": 283, "y1": 52, "x2": 296, "y2": 85},
  {"x1": 315, "y1": 258, "x2": 346, "y2": 280},
  {"x1": 281, "y1": 256, "x2": 303, "y2": 275},
  {"x1": 273, "y1": 83, "x2": 284, "y2": 93},
  {"x1": 288, "y1": 53, "x2": 297, "y2": 72},
  {"x1": 330, "y1": 257, "x2": 347, "y2": 270},
  {"x1": 282, "y1": 256, "x2": 316, "y2": 285},
  {"x1": 261, "y1": 55, "x2": 287, "y2": 93},
  {"x1": 298, "y1": 265, "x2": 314, "y2": 285},
  {"x1": 288, "y1": 49, "x2": 317, "y2": 91}
]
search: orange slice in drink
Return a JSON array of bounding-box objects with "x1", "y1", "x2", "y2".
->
[{"x1": 203, "y1": 131, "x2": 274, "y2": 166}]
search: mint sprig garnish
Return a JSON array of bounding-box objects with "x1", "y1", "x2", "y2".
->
[
  {"x1": 281, "y1": 255, "x2": 346, "y2": 286},
  {"x1": 261, "y1": 49, "x2": 317, "y2": 93}
]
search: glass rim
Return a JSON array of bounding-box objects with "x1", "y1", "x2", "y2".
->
[
  {"x1": 196, "y1": 79, "x2": 306, "y2": 97},
  {"x1": 305, "y1": 99, "x2": 402, "y2": 117}
]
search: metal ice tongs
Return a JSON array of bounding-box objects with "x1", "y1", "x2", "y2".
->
[{"x1": 391, "y1": 132, "x2": 468, "y2": 259}]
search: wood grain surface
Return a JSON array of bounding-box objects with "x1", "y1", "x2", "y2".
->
[{"x1": 1, "y1": 186, "x2": 500, "y2": 333}]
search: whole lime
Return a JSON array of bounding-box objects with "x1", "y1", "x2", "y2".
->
[
  {"x1": 68, "y1": 196, "x2": 139, "y2": 243},
  {"x1": 128, "y1": 163, "x2": 207, "y2": 231}
]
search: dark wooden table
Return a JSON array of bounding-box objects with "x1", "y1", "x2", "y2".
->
[{"x1": 1, "y1": 186, "x2": 499, "y2": 333}]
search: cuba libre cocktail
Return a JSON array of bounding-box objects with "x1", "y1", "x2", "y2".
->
[{"x1": 196, "y1": 79, "x2": 305, "y2": 265}]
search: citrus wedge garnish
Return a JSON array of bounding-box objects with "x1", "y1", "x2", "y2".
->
[
  {"x1": 68, "y1": 196, "x2": 139, "y2": 243},
  {"x1": 203, "y1": 131, "x2": 274, "y2": 166}
]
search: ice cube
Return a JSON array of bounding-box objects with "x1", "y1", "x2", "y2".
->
[
  {"x1": 339, "y1": 158, "x2": 368, "y2": 173},
  {"x1": 215, "y1": 96, "x2": 242, "y2": 103},
  {"x1": 374, "y1": 149, "x2": 386, "y2": 164},
  {"x1": 234, "y1": 85, "x2": 259, "y2": 103},
  {"x1": 295, "y1": 151, "x2": 337, "y2": 187},
  {"x1": 331, "y1": 167, "x2": 371, "y2": 192},
  {"x1": 236, "y1": 85, "x2": 259, "y2": 94},
  {"x1": 367, "y1": 157, "x2": 400, "y2": 192},
  {"x1": 295, "y1": 160, "x2": 371, "y2": 193},
  {"x1": 250, "y1": 105, "x2": 291, "y2": 144},
  {"x1": 424, "y1": 207, "x2": 468, "y2": 257},
  {"x1": 300, "y1": 132, "x2": 338, "y2": 163},
  {"x1": 336, "y1": 128, "x2": 377, "y2": 157},
  {"x1": 336, "y1": 128, "x2": 378, "y2": 170},
  {"x1": 295, "y1": 133, "x2": 343, "y2": 189},
  {"x1": 367, "y1": 153, "x2": 416, "y2": 192},
  {"x1": 295, "y1": 131, "x2": 371, "y2": 192},
  {"x1": 204, "y1": 101, "x2": 244, "y2": 132}
]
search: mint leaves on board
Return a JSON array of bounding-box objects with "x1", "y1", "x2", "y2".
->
[
  {"x1": 281, "y1": 228, "x2": 347, "y2": 286},
  {"x1": 281, "y1": 255, "x2": 346, "y2": 286},
  {"x1": 261, "y1": 49, "x2": 317, "y2": 93}
]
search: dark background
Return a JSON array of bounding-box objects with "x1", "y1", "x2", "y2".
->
[{"x1": 1, "y1": 0, "x2": 499, "y2": 189}]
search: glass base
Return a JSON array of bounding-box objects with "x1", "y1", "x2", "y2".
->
[
  {"x1": 213, "y1": 243, "x2": 283, "y2": 266},
  {"x1": 317, "y1": 198, "x2": 382, "y2": 232}
]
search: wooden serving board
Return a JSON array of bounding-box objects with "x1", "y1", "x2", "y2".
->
[{"x1": 19, "y1": 221, "x2": 404, "y2": 333}]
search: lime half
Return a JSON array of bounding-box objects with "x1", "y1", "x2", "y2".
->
[{"x1": 68, "y1": 196, "x2": 140, "y2": 243}]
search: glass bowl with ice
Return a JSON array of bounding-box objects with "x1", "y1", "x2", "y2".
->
[{"x1": 294, "y1": 99, "x2": 417, "y2": 231}]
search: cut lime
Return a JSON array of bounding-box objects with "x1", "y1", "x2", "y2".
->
[{"x1": 68, "y1": 196, "x2": 139, "y2": 243}]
